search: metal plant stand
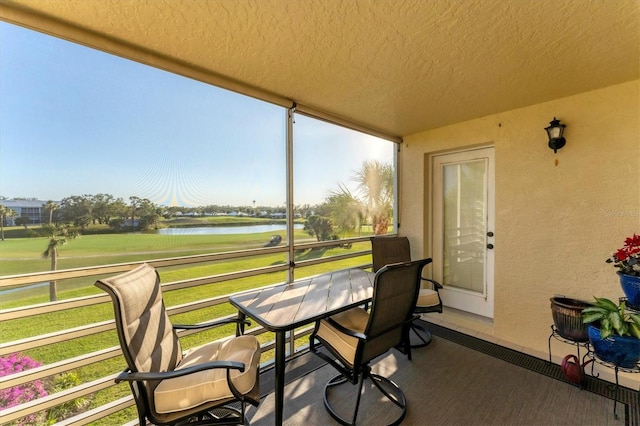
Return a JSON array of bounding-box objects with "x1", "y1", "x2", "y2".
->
[
  {"x1": 584, "y1": 347, "x2": 640, "y2": 419},
  {"x1": 548, "y1": 324, "x2": 588, "y2": 364}
]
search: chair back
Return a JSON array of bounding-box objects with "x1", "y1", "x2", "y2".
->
[
  {"x1": 370, "y1": 236, "x2": 411, "y2": 272},
  {"x1": 95, "y1": 264, "x2": 182, "y2": 378},
  {"x1": 360, "y1": 258, "x2": 429, "y2": 363}
]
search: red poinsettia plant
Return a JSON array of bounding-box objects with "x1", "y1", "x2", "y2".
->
[{"x1": 606, "y1": 233, "x2": 640, "y2": 277}]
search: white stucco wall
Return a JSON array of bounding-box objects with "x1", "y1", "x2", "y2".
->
[{"x1": 401, "y1": 80, "x2": 640, "y2": 358}]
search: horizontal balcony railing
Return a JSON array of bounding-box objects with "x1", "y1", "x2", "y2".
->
[{"x1": 0, "y1": 236, "x2": 376, "y2": 425}]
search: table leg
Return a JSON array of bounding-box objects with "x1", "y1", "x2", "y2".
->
[{"x1": 274, "y1": 330, "x2": 286, "y2": 426}]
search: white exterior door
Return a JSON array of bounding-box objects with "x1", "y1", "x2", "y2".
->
[{"x1": 432, "y1": 147, "x2": 495, "y2": 318}]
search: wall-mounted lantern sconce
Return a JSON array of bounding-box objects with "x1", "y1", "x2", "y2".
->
[{"x1": 545, "y1": 117, "x2": 566, "y2": 153}]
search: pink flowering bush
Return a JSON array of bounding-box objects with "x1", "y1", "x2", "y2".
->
[{"x1": 0, "y1": 353, "x2": 47, "y2": 425}]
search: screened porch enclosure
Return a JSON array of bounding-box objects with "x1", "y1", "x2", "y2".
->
[
  {"x1": 0, "y1": 20, "x2": 402, "y2": 425},
  {"x1": 1, "y1": 1, "x2": 639, "y2": 424}
]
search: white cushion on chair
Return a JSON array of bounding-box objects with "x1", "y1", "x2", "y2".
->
[
  {"x1": 154, "y1": 335, "x2": 260, "y2": 414},
  {"x1": 316, "y1": 307, "x2": 369, "y2": 367},
  {"x1": 416, "y1": 288, "x2": 440, "y2": 307}
]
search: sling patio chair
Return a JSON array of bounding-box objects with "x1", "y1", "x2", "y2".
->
[
  {"x1": 309, "y1": 258, "x2": 430, "y2": 425},
  {"x1": 95, "y1": 263, "x2": 260, "y2": 425},
  {"x1": 370, "y1": 236, "x2": 444, "y2": 347}
]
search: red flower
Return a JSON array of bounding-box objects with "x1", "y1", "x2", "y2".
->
[
  {"x1": 616, "y1": 249, "x2": 630, "y2": 262},
  {"x1": 625, "y1": 234, "x2": 640, "y2": 247},
  {"x1": 608, "y1": 233, "x2": 640, "y2": 277}
]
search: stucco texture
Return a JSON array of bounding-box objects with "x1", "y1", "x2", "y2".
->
[{"x1": 401, "y1": 80, "x2": 640, "y2": 356}]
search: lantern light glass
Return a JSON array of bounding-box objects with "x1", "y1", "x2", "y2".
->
[{"x1": 545, "y1": 117, "x2": 566, "y2": 153}]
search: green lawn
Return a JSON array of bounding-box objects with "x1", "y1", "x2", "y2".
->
[
  {"x1": 0, "y1": 226, "x2": 373, "y2": 300},
  {"x1": 0, "y1": 227, "x2": 294, "y2": 272},
  {"x1": 0, "y1": 223, "x2": 373, "y2": 425}
]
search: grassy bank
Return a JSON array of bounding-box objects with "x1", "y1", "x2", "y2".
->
[
  {"x1": 1, "y1": 223, "x2": 373, "y2": 424},
  {"x1": 0, "y1": 228, "x2": 309, "y2": 273}
]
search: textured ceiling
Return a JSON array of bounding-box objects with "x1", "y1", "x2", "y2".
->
[{"x1": 1, "y1": 0, "x2": 639, "y2": 138}]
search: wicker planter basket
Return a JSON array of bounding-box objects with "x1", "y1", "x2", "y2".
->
[{"x1": 550, "y1": 297, "x2": 592, "y2": 342}]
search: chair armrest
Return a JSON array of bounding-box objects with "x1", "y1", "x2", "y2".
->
[
  {"x1": 421, "y1": 277, "x2": 443, "y2": 290},
  {"x1": 324, "y1": 317, "x2": 367, "y2": 340},
  {"x1": 115, "y1": 360, "x2": 246, "y2": 383},
  {"x1": 172, "y1": 317, "x2": 251, "y2": 331}
]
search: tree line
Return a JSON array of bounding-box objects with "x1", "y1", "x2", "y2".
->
[
  {"x1": 0, "y1": 160, "x2": 393, "y2": 301},
  {"x1": 0, "y1": 159, "x2": 393, "y2": 240},
  {"x1": 0, "y1": 195, "x2": 296, "y2": 235}
]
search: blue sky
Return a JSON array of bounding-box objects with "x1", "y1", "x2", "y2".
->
[{"x1": 0, "y1": 22, "x2": 394, "y2": 207}]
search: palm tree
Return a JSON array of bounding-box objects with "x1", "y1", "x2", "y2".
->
[
  {"x1": 43, "y1": 200, "x2": 59, "y2": 224},
  {"x1": 41, "y1": 223, "x2": 78, "y2": 301},
  {"x1": 330, "y1": 160, "x2": 394, "y2": 236},
  {"x1": 42, "y1": 200, "x2": 60, "y2": 225},
  {"x1": 354, "y1": 160, "x2": 394, "y2": 235},
  {"x1": 327, "y1": 183, "x2": 365, "y2": 235},
  {"x1": 0, "y1": 205, "x2": 17, "y2": 241}
]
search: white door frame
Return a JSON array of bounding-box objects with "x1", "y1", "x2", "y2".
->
[{"x1": 430, "y1": 146, "x2": 495, "y2": 318}]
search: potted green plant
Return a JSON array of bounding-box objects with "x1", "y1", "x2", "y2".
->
[
  {"x1": 582, "y1": 297, "x2": 640, "y2": 367},
  {"x1": 606, "y1": 233, "x2": 640, "y2": 309}
]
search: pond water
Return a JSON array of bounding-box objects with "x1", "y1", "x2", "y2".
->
[
  {"x1": 156, "y1": 224, "x2": 304, "y2": 235},
  {"x1": 0, "y1": 282, "x2": 48, "y2": 295}
]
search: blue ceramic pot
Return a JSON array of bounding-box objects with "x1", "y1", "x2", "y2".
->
[
  {"x1": 588, "y1": 325, "x2": 640, "y2": 368},
  {"x1": 619, "y1": 272, "x2": 640, "y2": 310}
]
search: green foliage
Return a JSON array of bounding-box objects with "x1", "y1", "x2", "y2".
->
[
  {"x1": 25, "y1": 229, "x2": 39, "y2": 238},
  {"x1": 0, "y1": 194, "x2": 380, "y2": 421},
  {"x1": 44, "y1": 372, "x2": 91, "y2": 424},
  {"x1": 354, "y1": 160, "x2": 394, "y2": 234},
  {"x1": 328, "y1": 160, "x2": 394, "y2": 235},
  {"x1": 14, "y1": 216, "x2": 30, "y2": 229},
  {"x1": 0, "y1": 204, "x2": 17, "y2": 241},
  {"x1": 108, "y1": 218, "x2": 125, "y2": 230},
  {"x1": 304, "y1": 215, "x2": 337, "y2": 241},
  {"x1": 326, "y1": 184, "x2": 363, "y2": 235},
  {"x1": 40, "y1": 223, "x2": 79, "y2": 258},
  {"x1": 582, "y1": 297, "x2": 640, "y2": 338},
  {"x1": 0, "y1": 228, "x2": 373, "y2": 424}
]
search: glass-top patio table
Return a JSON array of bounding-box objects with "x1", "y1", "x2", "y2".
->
[{"x1": 229, "y1": 267, "x2": 375, "y2": 425}]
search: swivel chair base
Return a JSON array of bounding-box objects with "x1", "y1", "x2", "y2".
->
[
  {"x1": 323, "y1": 369, "x2": 407, "y2": 426},
  {"x1": 409, "y1": 321, "x2": 433, "y2": 348},
  {"x1": 184, "y1": 406, "x2": 247, "y2": 426}
]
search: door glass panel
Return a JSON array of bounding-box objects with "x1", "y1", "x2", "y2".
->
[{"x1": 442, "y1": 159, "x2": 487, "y2": 294}]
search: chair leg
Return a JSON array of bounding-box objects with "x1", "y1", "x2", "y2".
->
[
  {"x1": 351, "y1": 373, "x2": 365, "y2": 425},
  {"x1": 323, "y1": 373, "x2": 365, "y2": 426},
  {"x1": 369, "y1": 373, "x2": 407, "y2": 425}
]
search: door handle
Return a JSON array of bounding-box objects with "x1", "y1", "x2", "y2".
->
[{"x1": 487, "y1": 243, "x2": 494, "y2": 249}]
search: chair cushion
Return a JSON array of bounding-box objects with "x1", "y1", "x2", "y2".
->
[
  {"x1": 316, "y1": 307, "x2": 369, "y2": 367},
  {"x1": 416, "y1": 288, "x2": 440, "y2": 307},
  {"x1": 154, "y1": 335, "x2": 260, "y2": 414}
]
